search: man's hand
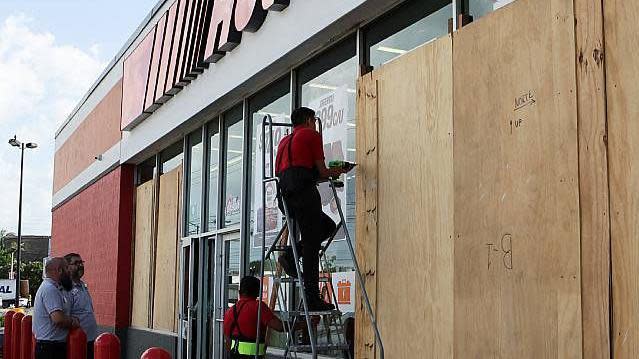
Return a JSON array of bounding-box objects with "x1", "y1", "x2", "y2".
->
[
  {"x1": 50, "y1": 310, "x2": 80, "y2": 329},
  {"x1": 342, "y1": 162, "x2": 356, "y2": 173}
]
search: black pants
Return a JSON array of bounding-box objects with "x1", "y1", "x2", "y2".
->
[
  {"x1": 230, "y1": 354, "x2": 264, "y2": 359},
  {"x1": 282, "y1": 184, "x2": 336, "y2": 294},
  {"x1": 35, "y1": 341, "x2": 66, "y2": 359},
  {"x1": 87, "y1": 340, "x2": 95, "y2": 359}
]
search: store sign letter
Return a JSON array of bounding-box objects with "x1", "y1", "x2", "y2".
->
[
  {"x1": 235, "y1": 0, "x2": 267, "y2": 32},
  {"x1": 124, "y1": 0, "x2": 292, "y2": 130},
  {"x1": 204, "y1": 0, "x2": 241, "y2": 63},
  {"x1": 262, "y1": 0, "x2": 290, "y2": 11},
  {"x1": 205, "y1": 0, "x2": 290, "y2": 63}
]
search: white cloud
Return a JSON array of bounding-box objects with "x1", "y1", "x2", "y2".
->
[{"x1": 0, "y1": 14, "x2": 106, "y2": 235}]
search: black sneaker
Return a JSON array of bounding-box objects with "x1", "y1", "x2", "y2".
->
[
  {"x1": 306, "y1": 293, "x2": 336, "y2": 311},
  {"x1": 278, "y1": 247, "x2": 299, "y2": 278}
]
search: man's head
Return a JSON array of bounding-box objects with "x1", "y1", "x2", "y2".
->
[
  {"x1": 291, "y1": 107, "x2": 317, "y2": 129},
  {"x1": 45, "y1": 257, "x2": 73, "y2": 291},
  {"x1": 239, "y1": 276, "x2": 261, "y2": 299},
  {"x1": 64, "y1": 253, "x2": 84, "y2": 281}
]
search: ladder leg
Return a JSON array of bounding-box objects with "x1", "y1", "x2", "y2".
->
[
  {"x1": 286, "y1": 218, "x2": 318, "y2": 358},
  {"x1": 329, "y1": 181, "x2": 385, "y2": 359}
]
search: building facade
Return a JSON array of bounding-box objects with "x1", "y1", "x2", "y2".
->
[{"x1": 51, "y1": 0, "x2": 639, "y2": 358}]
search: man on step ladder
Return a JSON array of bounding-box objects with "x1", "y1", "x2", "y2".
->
[{"x1": 274, "y1": 106, "x2": 354, "y2": 311}]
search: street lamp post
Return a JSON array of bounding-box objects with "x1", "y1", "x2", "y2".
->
[{"x1": 8, "y1": 136, "x2": 37, "y2": 306}]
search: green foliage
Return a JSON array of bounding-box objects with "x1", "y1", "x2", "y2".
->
[
  {"x1": 22, "y1": 260, "x2": 43, "y2": 299},
  {"x1": 0, "y1": 229, "x2": 44, "y2": 300}
]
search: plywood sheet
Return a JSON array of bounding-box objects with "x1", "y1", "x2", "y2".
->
[
  {"x1": 355, "y1": 71, "x2": 379, "y2": 359},
  {"x1": 153, "y1": 167, "x2": 182, "y2": 332},
  {"x1": 604, "y1": 0, "x2": 639, "y2": 356},
  {"x1": 132, "y1": 180, "x2": 155, "y2": 328},
  {"x1": 453, "y1": 0, "x2": 582, "y2": 357},
  {"x1": 574, "y1": 0, "x2": 610, "y2": 357},
  {"x1": 375, "y1": 36, "x2": 455, "y2": 358}
]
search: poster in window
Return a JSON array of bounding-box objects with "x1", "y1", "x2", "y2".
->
[
  {"x1": 318, "y1": 271, "x2": 356, "y2": 313},
  {"x1": 310, "y1": 85, "x2": 349, "y2": 240},
  {"x1": 252, "y1": 115, "x2": 288, "y2": 248}
]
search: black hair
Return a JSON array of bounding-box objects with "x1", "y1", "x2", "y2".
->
[
  {"x1": 64, "y1": 253, "x2": 81, "y2": 263},
  {"x1": 239, "y1": 276, "x2": 261, "y2": 298},
  {"x1": 291, "y1": 107, "x2": 315, "y2": 126}
]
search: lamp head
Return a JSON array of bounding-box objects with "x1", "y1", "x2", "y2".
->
[
  {"x1": 8, "y1": 136, "x2": 20, "y2": 147},
  {"x1": 26, "y1": 143, "x2": 37, "y2": 149}
]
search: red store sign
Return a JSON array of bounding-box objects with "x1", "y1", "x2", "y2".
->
[{"x1": 121, "y1": 0, "x2": 290, "y2": 130}]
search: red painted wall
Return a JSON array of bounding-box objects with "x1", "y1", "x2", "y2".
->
[{"x1": 51, "y1": 165, "x2": 134, "y2": 328}]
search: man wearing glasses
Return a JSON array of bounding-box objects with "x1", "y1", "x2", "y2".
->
[{"x1": 64, "y1": 253, "x2": 98, "y2": 359}]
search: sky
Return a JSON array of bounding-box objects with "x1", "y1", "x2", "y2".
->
[{"x1": 0, "y1": 0, "x2": 158, "y2": 236}]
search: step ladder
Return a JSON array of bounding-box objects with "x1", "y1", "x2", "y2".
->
[{"x1": 254, "y1": 115, "x2": 384, "y2": 359}]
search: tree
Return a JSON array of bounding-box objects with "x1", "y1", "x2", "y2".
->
[
  {"x1": 0, "y1": 229, "x2": 44, "y2": 302},
  {"x1": 21, "y1": 260, "x2": 43, "y2": 299},
  {"x1": 0, "y1": 229, "x2": 16, "y2": 278}
]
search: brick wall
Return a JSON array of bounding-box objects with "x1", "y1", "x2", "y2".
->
[{"x1": 51, "y1": 165, "x2": 134, "y2": 328}]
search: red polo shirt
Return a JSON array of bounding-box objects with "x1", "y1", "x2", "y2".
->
[
  {"x1": 275, "y1": 127, "x2": 324, "y2": 175},
  {"x1": 223, "y1": 296, "x2": 275, "y2": 340}
]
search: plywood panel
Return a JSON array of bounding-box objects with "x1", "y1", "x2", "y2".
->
[
  {"x1": 376, "y1": 36, "x2": 454, "y2": 358},
  {"x1": 604, "y1": 0, "x2": 639, "y2": 356},
  {"x1": 453, "y1": 0, "x2": 582, "y2": 357},
  {"x1": 153, "y1": 167, "x2": 182, "y2": 332},
  {"x1": 132, "y1": 180, "x2": 155, "y2": 328},
  {"x1": 573, "y1": 0, "x2": 610, "y2": 357},
  {"x1": 355, "y1": 71, "x2": 379, "y2": 359}
]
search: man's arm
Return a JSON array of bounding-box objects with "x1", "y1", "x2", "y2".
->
[
  {"x1": 267, "y1": 316, "x2": 285, "y2": 332},
  {"x1": 42, "y1": 289, "x2": 79, "y2": 329},
  {"x1": 267, "y1": 315, "x2": 320, "y2": 332},
  {"x1": 310, "y1": 132, "x2": 352, "y2": 179},
  {"x1": 314, "y1": 160, "x2": 347, "y2": 179},
  {"x1": 50, "y1": 310, "x2": 79, "y2": 329}
]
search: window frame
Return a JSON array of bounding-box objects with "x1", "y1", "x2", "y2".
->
[{"x1": 362, "y1": 0, "x2": 452, "y2": 72}]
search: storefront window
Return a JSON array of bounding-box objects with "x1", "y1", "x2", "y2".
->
[
  {"x1": 298, "y1": 37, "x2": 357, "y2": 275},
  {"x1": 468, "y1": 0, "x2": 515, "y2": 19},
  {"x1": 224, "y1": 238, "x2": 241, "y2": 307},
  {"x1": 248, "y1": 77, "x2": 291, "y2": 275},
  {"x1": 366, "y1": 0, "x2": 451, "y2": 69},
  {"x1": 137, "y1": 156, "x2": 156, "y2": 185},
  {"x1": 207, "y1": 121, "x2": 220, "y2": 231},
  {"x1": 161, "y1": 140, "x2": 184, "y2": 174},
  {"x1": 222, "y1": 105, "x2": 244, "y2": 227},
  {"x1": 186, "y1": 131, "x2": 203, "y2": 235}
]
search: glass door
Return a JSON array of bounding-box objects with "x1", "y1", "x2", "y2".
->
[
  {"x1": 209, "y1": 232, "x2": 241, "y2": 359},
  {"x1": 203, "y1": 235, "x2": 221, "y2": 359},
  {"x1": 178, "y1": 238, "x2": 199, "y2": 359}
]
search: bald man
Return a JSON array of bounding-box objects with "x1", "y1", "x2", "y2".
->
[{"x1": 33, "y1": 257, "x2": 79, "y2": 359}]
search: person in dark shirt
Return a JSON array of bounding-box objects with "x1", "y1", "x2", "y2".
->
[
  {"x1": 223, "y1": 276, "x2": 286, "y2": 358},
  {"x1": 274, "y1": 107, "x2": 353, "y2": 311}
]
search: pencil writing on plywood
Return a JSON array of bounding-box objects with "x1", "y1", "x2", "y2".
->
[
  {"x1": 486, "y1": 233, "x2": 513, "y2": 270},
  {"x1": 514, "y1": 90, "x2": 536, "y2": 111},
  {"x1": 510, "y1": 118, "x2": 524, "y2": 134}
]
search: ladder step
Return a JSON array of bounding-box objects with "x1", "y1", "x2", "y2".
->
[
  {"x1": 282, "y1": 310, "x2": 341, "y2": 319},
  {"x1": 288, "y1": 343, "x2": 350, "y2": 352},
  {"x1": 273, "y1": 277, "x2": 331, "y2": 284},
  {"x1": 269, "y1": 246, "x2": 290, "y2": 252}
]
